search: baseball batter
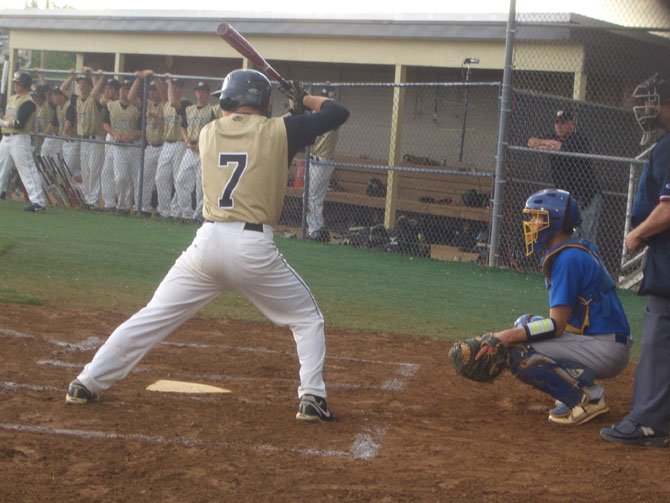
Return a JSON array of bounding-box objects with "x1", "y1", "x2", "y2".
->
[
  {"x1": 66, "y1": 69, "x2": 350, "y2": 423},
  {"x1": 0, "y1": 71, "x2": 47, "y2": 211}
]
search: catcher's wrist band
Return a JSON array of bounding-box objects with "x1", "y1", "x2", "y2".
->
[{"x1": 524, "y1": 318, "x2": 557, "y2": 342}]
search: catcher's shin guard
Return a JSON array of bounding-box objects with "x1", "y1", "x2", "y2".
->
[{"x1": 508, "y1": 346, "x2": 588, "y2": 408}]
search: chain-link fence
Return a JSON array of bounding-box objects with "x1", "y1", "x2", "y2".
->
[
  {"x1": 3, "y1": 2, "x2": 669, "y2": 285},
  {"x1": 500, "y1": 3, "x2": 670, "y2": 286}
]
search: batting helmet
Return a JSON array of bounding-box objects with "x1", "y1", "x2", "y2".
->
[
  {"x1": 12, "y1": 71, "x2": 32, "y2": 90},
  {"x1": 214, "y1": 69, "x2": 272, "y2": 117},
  {"x1": 522, "y1": 189, "x2": 582, "y2": 256},
  {"x1": 632, "y1": 72, "x2": 670, "y2": 144}
]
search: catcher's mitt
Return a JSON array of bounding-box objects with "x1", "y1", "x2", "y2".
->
[{"x1": 448, "y1": 333, "x2": 509, "y2": 383}]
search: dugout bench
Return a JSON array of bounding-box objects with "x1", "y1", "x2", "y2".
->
[{"x1": 285, "y1": 155, "x2": 494, "y2": 228}]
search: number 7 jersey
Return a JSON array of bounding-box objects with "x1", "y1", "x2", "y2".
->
[{"x1": 199, "y1": 113, "x2": 289, "y2": 225}]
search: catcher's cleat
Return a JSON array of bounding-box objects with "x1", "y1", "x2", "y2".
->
[
  {"x1": 296, "y1": 394, "x2": 333, "y2": 423},
  {"x1": 65, "y1": 379, "x2": 96, "y2": 404},
  {"x1": 548, "y1": 395, "x2": 609, "y2": 425},
  {"x1": 600, "y1": 419, "x2": 670, "y2": 447}
]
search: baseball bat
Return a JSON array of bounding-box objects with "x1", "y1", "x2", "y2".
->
[{"x1": 217, "y1": 22, "x2": 292, "y2": 92}]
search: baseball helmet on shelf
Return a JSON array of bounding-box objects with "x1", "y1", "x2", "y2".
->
[
  {"x1": 12, "y1": 70, "x2": 32, "y2": 90},
  {"x1": 214, "y1": 69, "x2": 272, "y2": 117},
  {"x1": 522, "y1": 189, "x2": 582, "y2": 256},
  {"x1": 632, "y1": 73, "x2": 670, "y2": 145}
]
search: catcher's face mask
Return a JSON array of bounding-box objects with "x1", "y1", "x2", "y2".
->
[
  {"x1": 522, "y1": 209, "x2": 550, "y2": 256},
  {"x1": 633, "y1": 74, "x2": 662, "y2": 145}
]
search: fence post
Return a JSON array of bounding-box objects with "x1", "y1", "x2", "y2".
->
[
  {"x1": 385, "y1": 65, "x2": 407, "y2": 230},
  {"x1": 488, "y1": 0, "x2": 516, "y2": 268}
]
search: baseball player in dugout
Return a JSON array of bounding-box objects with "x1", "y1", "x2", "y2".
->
[
  {"x1": 103, "y1": 77, "x2": 142, "y2": 214},
  {"x1": 30, "y1": 82, "x2": 54, "y2": 156},
  {"x1": 601, "y1": 73, "x2": 670, "y2": 447},
  {"x1": 66, "y1": 69, "x2": 349, "y2": 422},
  {"x1": 170, "y1": 80, "x2": 216, "y2": 220},
  {"x1": 61, "y1": 67, "x2": 106, "y2": 209},
  {"x1": 99, "y1": 75, "x2": 121, "y2": 211},
  {"x1": 471, "y1": 188, "x2": 631, "y2": 426},
  {"x1": 129, "y1": 70, "x2": 164, "y2": 216},
  {"x1": 40, "y1": 84, "x2": 68, "y2": 162},
  {"x1": 0, "y1": 70, "x2": 48, "y2": 211},
  {"x1": 155, "y1": 74, "x2": 191, "y2": 218},
  {"x1": 306, "y1": 86, "x2": 341, "y2": 242}
]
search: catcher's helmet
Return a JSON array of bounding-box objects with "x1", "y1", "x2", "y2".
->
[
  {"x1": 522, "y1": 189, "x2": 582, "y2": 256},
  {"x1": 213, "y1": 69, "x2": 272, "y2": 117},
  {"x1": 12, "y1": 70, "x2": 32, "y2": 90},
  {"x1": 632, "y1": 73, "x2": 670, "y2": 145}
]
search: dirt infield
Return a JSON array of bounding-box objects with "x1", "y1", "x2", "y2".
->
[{"x1": 1, "y1": 304, "x2": 668, "y2": 502}]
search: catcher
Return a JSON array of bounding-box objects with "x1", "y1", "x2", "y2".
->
[{"x1": 450, "y1": 189, "x2": 631, "y2": 425}]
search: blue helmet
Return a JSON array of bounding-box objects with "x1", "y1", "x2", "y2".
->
[{"x1": 522, "y1": 188, "x2": 582, "y2": 256}]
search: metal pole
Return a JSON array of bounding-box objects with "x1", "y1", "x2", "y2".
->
[
  {"x1": 137, "y1": 77, "x2": 148, "y2": 216},
  {"x1": 488, "y1": 0, "x2": 516, "y2": 268},
  {"x1": 458, "y1": 64, "x2": 471, "y2": 163},
  {"x1": 301, "y1": 146, "x2": 310, "y2": 240}
]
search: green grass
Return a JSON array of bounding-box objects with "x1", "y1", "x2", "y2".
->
[{"x1": 0, "y1": 198, "x2": 648, "y2": 344}]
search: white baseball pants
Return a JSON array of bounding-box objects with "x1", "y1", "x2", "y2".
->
[
  {"x1": 306, "y1": 159, "x2": 336, "y2": 235},
  {"x1": 61, "y1": 140, "x2": 81, "y2": 179},
  {"x1": 155, "y1": 141, "x2": 186, "y2": 217},
  {"x1": 101, "y1": 134, "x2": 116, "y2": 209},
  {"x1": 77, "y1": 221, "x2": 327, "y2": 399},
  {"x1": 134, "y1": 145, "x2": 161, "y2": 213},
  {"x1": 170, "y1": 148, "x2": 200, "y2": 219},
  {"x1": 80, "y1": 138, "x2": 105, "y2": 206},
  {"x1": 111, "y1": 143, "x2": 141, "y2": 212},
  {"x1": 0, "y1": 134, "x2": 47, "y2": 206}
]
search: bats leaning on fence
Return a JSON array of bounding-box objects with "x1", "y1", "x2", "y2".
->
[{"x1": 217, "y1": 22, "x2": 294, "y2": 96}]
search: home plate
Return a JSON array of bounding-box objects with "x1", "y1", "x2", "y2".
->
[{"x1": 146, "y1": 380, "x2": 231, "y2": 394}]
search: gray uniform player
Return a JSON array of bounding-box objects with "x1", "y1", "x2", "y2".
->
[{"x1": 65, "y1": 69, "x2": 349, "y2": 423}]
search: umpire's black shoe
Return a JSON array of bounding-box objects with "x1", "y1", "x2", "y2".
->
[
  {"x1": 23, "y1": 203, "x2": 46, "y2": 212},
  {"x1": 296, "y1": 394, "x2": 333, "y2": 423},
  {"x1": 65, "y1": 379, "x2": 96, "y2": 404},
  {"x1": 601, "y1": 419, "x2": 670, "y2": 447}
]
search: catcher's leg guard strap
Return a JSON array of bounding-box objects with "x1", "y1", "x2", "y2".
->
[{"x1": 508, "y1": 346, "x2": 586, "y2": 408}]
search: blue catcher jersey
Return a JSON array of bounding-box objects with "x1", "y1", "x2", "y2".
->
[{"x1": 541, "y1": 240, "x2": 630, "y2": 336}]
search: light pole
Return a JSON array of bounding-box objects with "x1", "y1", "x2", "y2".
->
[{"x1": 459, "y1": 57, "x2": 479, "y2": 163}]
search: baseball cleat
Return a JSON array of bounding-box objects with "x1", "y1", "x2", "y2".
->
[
  {"x1": 548, "y1": 395, "x2": 609, "y2": 425},
  {"x1": 65, "y1": 379, "x2": 96, "y2": 404},
  {"x1": 296, "y1": 394, "x2": 333, "y2": 423},
  {"x1": 23, "y1": 203, "x2": 46, "y2": 213},
  {"x1": 600, "y1": 420, "x2": 670, "y2": 447}
]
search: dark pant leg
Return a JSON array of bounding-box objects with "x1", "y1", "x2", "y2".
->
[{"x1": 627, "y1": 295, "x2": 670, "y2": 433}]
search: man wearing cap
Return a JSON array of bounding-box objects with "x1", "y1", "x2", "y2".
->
[
  {"x1": 528, "y1": 109, "x2": 601, "y2": 242},
  {"x1": 96, "y1": 76, "x2": 121, "y2": 211},
  {"x1": 170, "y1": 80, "x2": 216, "y2": 220},
  {"x1": 155, "y1": 75, "x2": 191, "y2": 218},
  {"x1": 103, "y1": 76, "x2": 142, "y2": 214},
  {"x1": 61, "y1": 68, "x2": 106, "y2": 208},
  {"x1": 30, "y1": 83, "x2": 54, "y2": 155},
  {"x1": 0, "y1": 70, "x2": 48, "y2": 211},
  {"x1": 41, "y1": 84, "x2": 68, "y2": 162},
  {"x1": 130, "y1": 69, "x2": 164, "y2": 216}
]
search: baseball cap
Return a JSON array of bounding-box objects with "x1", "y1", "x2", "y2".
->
[
  {"x1": 104, "y1": 78, "x2": 120, "y2": 89},
  {"x1": 120, "y1": 79, "x2": 133, "y2": 89},
  {"x1": 30, "y1": 84, "x2": 49, "y2": 95},
  {"x1": 75, "y1": 73, "x2": 93, "y2": 84},
  {"x1": 194, "y1": 81, "x2": 210, "y2": 91},
  {"x1": 148, "y1": 80, "x2": 158, "y2": 90},
  {"x1": 555, "y1": 109, "x2": 574, "y2": 123},
  {"x1": 52, "y1": 86, "x2": 64, "y2": 95}
]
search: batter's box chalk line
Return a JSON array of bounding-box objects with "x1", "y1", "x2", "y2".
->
[
  {"x1": 3, "y1": 326, "x2": 421, "y2": 460},
  {"x1": 0, "y1": 422, "x2": 384, "y2": 460}
]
